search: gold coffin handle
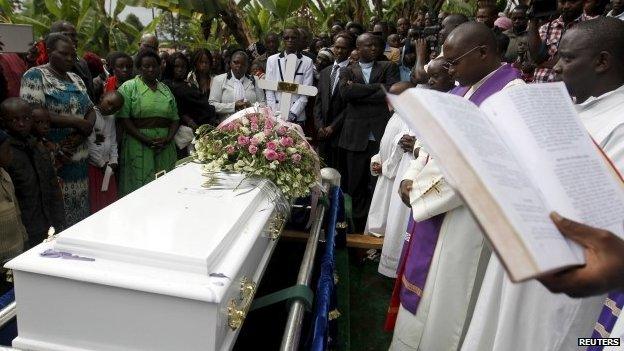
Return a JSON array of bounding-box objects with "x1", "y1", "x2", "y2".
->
[
  {"x1": 267, "y1": 213, "x2": 286, "y2": 241},
  {"x1": 227, "y1": 277, "x2": 257, "y2": 330}
]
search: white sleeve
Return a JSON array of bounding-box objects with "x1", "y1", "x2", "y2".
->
[
  {"x1": 108, "y1": 117, "x2": 118, "y2": 165},
  {"x1": 265, "y1": 56, "x2": 277, "y2": 111},
  {"x1": 289, "y1": 59, "x2": 314, "y2": 118},
  {"x1": 381, "y1": 143, "x2": 404, "y2": 179},
  {"x1": 208, "y1": 76, "x2": 236, "y2": 115},
  {"x1": 409, "y1": 157, "x2": 463, "y2": 221},
  {"x1": 370, "y1": 154, "x2": 381, "y2": 175},
  {"x1": 603, "y1": 123, "x2": 624, "y2": 174}
]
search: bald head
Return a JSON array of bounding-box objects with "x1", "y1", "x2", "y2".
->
[
  {"x1": 445, "y1": 22, "x2": 498, "y2": 55},
  {"x1": 443, "y1": 22, "x2": 501, "y2": 86},
  {"x1": 439, "y1": 14, "x2": 469, "y2": 43},
  {"x1": 555, "y1": 17, "x2": 624, "y2": 103},
  {"x1": 443, "y1": 14, "x2": 469, "y2": 28},
  {"x1": 140, "y1": 33, "x2": 159, "y2": 51},
  {"x1": 568, "y1": 17, "x2": 624, "y2": 64}
]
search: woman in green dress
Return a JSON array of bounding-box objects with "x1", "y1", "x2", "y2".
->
[{"x1": 117, "y1": 50, "x2": 179, "y2": 196}]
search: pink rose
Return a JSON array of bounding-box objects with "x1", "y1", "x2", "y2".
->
[
  {"x1": 249, "y1": 115, "x2": 259, "y2": 124},
  {"x1": 250, "y1": 122, "x2": 259, "y2": 132},
  {"x1": 279, "y1": 136, "x2": 294, "y2": 147},
  {"x1": 248, "y1": 145, "x2": 258, "y2": 155},
  {"x1": 220, "y1": 123, "x2": 233, "y2": 131},
  {"x1": 291, "y1": 153, "x2": 302, "y2": 163},
  {"x1": 263, "y1": 148, "x2": 278, "y2": 161},
  {"x1": 237, "y1": 135, "x2": 250, "y2": 146},
  {"x1": 265, "y1": 118, "x2": 275, "y2": 130},
  {"x1": 277, "y1": 126, "x2": 289, "y2": 136},
  {"x1": 250, "y1": 137, "x2": 260, "y2": 146},
  {"x1": 277, "y1": 152, "x2": 286, "y2": 162},
  {"x1": 266, "y1": 141, "x2": 277, "y2": 150},
  {"x1": 226, "y1": 145, "x2": 235, "y2": 155}
]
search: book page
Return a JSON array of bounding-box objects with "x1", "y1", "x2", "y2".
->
[
  {"x1": 481, "y1": 83, "x2": 624, "y2": 246},
  {"x1": 389, "y1": 89, "x2": 581, "y2": 277}
]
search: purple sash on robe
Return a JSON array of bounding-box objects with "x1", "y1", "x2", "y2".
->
[
  {"x1": 587, "y1": 292, "x2": 624, "y2": 351},
  {"x1": 399, "y1": 64, "x2": 522, "y2": 314}
]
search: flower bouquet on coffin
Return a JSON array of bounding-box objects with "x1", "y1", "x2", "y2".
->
[{"x1": 192, "y1": 105, "x2": 321, "y2": 200}]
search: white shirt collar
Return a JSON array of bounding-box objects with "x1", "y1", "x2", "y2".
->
[
  {"x1": 359, "y1": 61, "x2": 374, "y2": 69},
  {"x1": 578, "y1": 84, "x2": 624, "y2": 109},
  {"x1": 334, "y1": 59, "x2": 349, "y2": 68}
]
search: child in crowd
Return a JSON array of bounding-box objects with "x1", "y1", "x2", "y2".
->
[
  {"x1": 0, "y1": 128, "x2": 27, "y2": 293},
  {"x1": 30, "y1": 106, "x2": 62, "y2": 170},
  {"x1": 87, "y1": 91, "x2": 124, "y2": 213},
  {"x1": 0, "y1": 98, "x2": 65, "y2": 247},
  {"x1": 387, "y1": 34, "x2": 402, "y2": 48},
  {"x1": 349, "y1": 49, "x2": 359, "y2": 65}
]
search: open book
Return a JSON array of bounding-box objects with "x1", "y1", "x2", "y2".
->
[{"x1": 387, "y1": 82, "x2": 624, "y2": 282}]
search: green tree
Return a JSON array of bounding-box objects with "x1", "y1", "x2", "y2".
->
[
  {"x1": 125, "y1": 13, "x2": 144, "y2": 32},
  {"x1": 0, "y1": 0, "x2": 161, "y2": 55}
]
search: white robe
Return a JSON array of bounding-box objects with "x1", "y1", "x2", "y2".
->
[
  {"x1": 390, "y1": 72, "x2": 525, "y2": 351},
  {"x1": 378, "y1": 138, "x2": 416, "y2": 278},
  {"x1": 461, "y1": 84, "x2": 624, "y2": 351},
  {"x1": 365, "y1": 114, "x2": 409, "y2": 237}
]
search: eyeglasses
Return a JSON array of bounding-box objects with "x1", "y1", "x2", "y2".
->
[{"x1": 442, "y1": 45, "x2": 486, "y2": 69}]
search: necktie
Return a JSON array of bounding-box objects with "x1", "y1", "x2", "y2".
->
[{"x1": 330, "y1": 65, "x2": 339, "y2": 94}]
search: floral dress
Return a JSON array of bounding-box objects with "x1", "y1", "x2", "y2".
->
[{"x1": 20, "y1": 66, "x2": 93, "y2": 227}]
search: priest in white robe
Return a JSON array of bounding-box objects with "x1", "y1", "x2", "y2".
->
[
  {"x1": 461, "y1": 18, "x2": 624, "y2": 351},
  {"x1": 377, "y1": 134, "x2": 416, "y2": 278},
  {"x1": 365, "y1": 114, "x2": 408, "y2": 238},
  {"x1": 379, "y1": 59, "x2": 456, "y2": 279},
  {"x1": 389, "y1": 23, "x2": 525, "y2": 351}
]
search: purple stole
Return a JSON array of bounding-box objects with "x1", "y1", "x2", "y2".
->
[
  {"x1": 399, "y1": 64, "x2": 522, "y2": 314},
  {"x1": 587, "y1": 292, "x2": 624, "y2": 350}
]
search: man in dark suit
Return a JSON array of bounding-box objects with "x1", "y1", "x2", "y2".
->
[
  {"x1": 338, "y1": 32, "x2": 400, "y2": 232},
  {"x1": 314, "y1": 32, "x2": 355, "y2": 171}
]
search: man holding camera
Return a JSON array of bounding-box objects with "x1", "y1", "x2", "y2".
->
[{"x1": 528, "y1": 0, "x2": 588, "y2": 83}]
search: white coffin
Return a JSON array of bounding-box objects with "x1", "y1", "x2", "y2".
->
[{"x1": 6, "y1": 162, "x2": 289, "y2": 351}]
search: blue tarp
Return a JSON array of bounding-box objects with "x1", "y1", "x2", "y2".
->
[{"x1": 310, "y1": 186, "x2": 345, "y2": 351}]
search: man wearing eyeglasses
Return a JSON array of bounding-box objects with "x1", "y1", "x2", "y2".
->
[
  {"x1": 462, "y1": 17, "x2": 624, "y2": 351},
  {"x1": 391, "y1": 22, "x2": 523, "y2": 351}
]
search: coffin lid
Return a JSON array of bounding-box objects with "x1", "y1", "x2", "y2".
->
[{"x1": 52, "y1": 163, "x2": 271, "y2": 276}]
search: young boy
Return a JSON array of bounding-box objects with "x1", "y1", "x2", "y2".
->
[
  {"x1": 0, "y1": 128, "x2": 27, "y2": 289},
  {"x1": 31, "y1": 106, "x2": 63, "y2": 170},
  {"x1": 0, "y1": 98, "x2": 65, "y2": 247},
  {"x1": 387, "y1": 34, "x2": 402, "y2": 48},
  {"x1": 87, "y1": 91, "x2": 124, "y2": 213}
]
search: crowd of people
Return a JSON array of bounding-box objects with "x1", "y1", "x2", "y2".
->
[{"x1": 1, "y1": 0, "x2": 624, "y2": 347}]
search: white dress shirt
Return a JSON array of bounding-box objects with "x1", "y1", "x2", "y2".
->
[{"x1": 264, "y1": 52, "x2": 314, "y2": 122}]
